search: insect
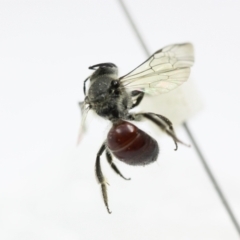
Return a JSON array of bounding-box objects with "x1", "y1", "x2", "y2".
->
[{"x1": 79, "y1": 43, "x2": 194, "y2": 213}]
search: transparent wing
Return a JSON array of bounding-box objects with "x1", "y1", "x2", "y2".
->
[
  {"x1": 119, "y1": 43, "x2": 194, "y2": 95},
  {"x1": 76, "y1": 101, "x2": 90, "y2": 145}
]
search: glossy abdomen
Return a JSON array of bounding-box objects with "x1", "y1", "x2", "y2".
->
[{"x1": 107, "y1": 121, "x2": 159, "y2": 166}]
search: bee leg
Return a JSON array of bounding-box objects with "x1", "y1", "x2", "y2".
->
[
  {"x1": 95, "y1": 143, "x2": 112, "y2": 214},
  {"x1": 149, "y1": 113, "x2": 178, "y2": 150},
  {"x1": 130, "y1": 91, "x2": 145, "y2": 109},
  {"x1": 106, "y1": 150, "x2": 131, "y2": 180},
  {"x1": 134, "y1": 113, "x2": 190, "y2": 150},
  {"x1": 83, "y1": 76, "x2": 90, "y2": 96}
]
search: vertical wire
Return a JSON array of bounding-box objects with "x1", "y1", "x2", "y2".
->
[
  {"x1": 117, "y1": 0, "x2": 240, "y2": 236},
  {"x1": 183, "y1": 122, "x2": 240, "y2": 235}
]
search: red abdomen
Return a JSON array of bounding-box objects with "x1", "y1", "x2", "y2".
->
[{"x1": 107, "y1": 121, "x2": 159, "y2": 166}]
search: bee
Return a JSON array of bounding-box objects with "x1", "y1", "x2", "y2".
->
[{"x1": 79, "y1": 43, "x2": 194, "y2": 213}]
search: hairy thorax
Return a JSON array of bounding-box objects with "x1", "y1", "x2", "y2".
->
[{"x1": 87, "y1": 76, "x2": 132, "y2": 121}]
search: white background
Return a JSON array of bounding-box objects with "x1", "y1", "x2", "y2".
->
[{"x1": 1, "y1": 0, "x2": 240, "y2": 239}]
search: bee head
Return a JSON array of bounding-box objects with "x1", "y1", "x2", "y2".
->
[{"x1": 89, "y1": 62, "x2": 118, "y2": 79}]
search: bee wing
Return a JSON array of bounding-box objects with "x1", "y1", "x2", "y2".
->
[
  {"x1": 119, "y1": 43, "x2": 194, "y2": 95},
  {"x1": 76, "y1": 101, "x2": 90, "y2": 145}
]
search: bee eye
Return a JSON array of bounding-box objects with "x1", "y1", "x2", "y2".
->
[{"x1": 111, "y1": 80, "x2": 119, "y2": 88}]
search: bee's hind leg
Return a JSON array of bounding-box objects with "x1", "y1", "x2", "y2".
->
[{"x1": 129, "y1": 112, "x2": 190, "y2": 150}]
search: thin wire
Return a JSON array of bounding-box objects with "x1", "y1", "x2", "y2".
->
[
  {"x1": 117, "y1": 0, "x2": 240, "y2": 236},
  {"x1": 183, "y1": 122, "x2": 240, "y2": 235},
  {"x1": 118, "y1": 0, "x2": 149, "y2": 57}
]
